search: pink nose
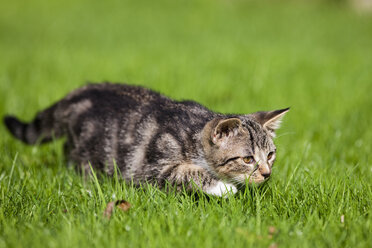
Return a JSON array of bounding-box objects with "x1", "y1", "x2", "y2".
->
[
  {"x1": 259, "y1": 165, "x2": 271, "y2": 179},
  {"x1": 261, "y1": 171, "x2": 271, "y2": 179}
]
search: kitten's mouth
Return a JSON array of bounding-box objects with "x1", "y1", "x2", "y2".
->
[
  {"x1": 251, "y1": 167, "x2": 271, "y2": 183},
  {"x1": 231, "y1": 172, "x2": 269, "y2": 186},
  {"x1": 254, "y1": 172, "x2": 271, "y2": 183},
  {"x1": 254, "y1": 177, "x2": 269, "y2": 184}
]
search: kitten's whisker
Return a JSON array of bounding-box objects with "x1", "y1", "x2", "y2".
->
[{"x1": 275, "y1": 131, "x2": 296, "y2": 138}]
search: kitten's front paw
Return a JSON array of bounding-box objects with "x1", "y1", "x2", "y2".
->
[{"x1": 204, "y1": 181, "x2": 237, "y2": 197}]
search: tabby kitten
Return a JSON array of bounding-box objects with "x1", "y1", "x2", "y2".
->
[{"x1": 4, "y1": 83, "x2": 289, "y2": 196}]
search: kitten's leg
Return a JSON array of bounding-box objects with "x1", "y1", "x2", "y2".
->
[
  {"x1": 66, "y1": 142, "x2": 93, "y2": 176},
  {"x1": 158, "y1": 163, "x2": 238, "y2": 197},
  {"x1": 203, "y1": 181, "x2": 238, "y2": 197}
]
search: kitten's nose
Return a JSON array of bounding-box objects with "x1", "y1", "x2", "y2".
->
[
  {"x1": 262, "y1": 172, "x2": 271, "y2": 179},
  {"x1": 259, "y1": 164, "x2": 271, "y2": 179}
]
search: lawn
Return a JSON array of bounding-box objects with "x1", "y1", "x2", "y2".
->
[{"x1": 0, "y1": 0, "x2": 372, "y2": 247}]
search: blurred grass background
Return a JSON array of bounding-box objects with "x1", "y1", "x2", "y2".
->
[{"x1": 0, "y1": 0, "x2": 371, "y2": 247}]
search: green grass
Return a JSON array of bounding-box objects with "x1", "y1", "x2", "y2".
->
[{"x1": 1, "y1": 0, "x2": 372, "y2": 247}]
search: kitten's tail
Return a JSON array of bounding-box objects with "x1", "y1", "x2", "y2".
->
[{"x1": 3, "y1": 104, "x2": 63, "y2": 145}]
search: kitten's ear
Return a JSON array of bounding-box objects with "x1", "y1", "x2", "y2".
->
[
  {"x1": 212, "y1": 118, "x2": 242, "y2": 145},
  {"x1": 251, "y1": 107, "x2": 289, "y2": 137}
]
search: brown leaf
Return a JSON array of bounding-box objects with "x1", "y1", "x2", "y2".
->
[
  {"x1": 116, "y1": 200, "x2": 131, "y2": 212},
  {"x1": 103, "y1": 201, "x2": 116, "y2": 219},
  {"x1": 268, "y1": 226, "x2": 277, "y2": 235},
  {"x1": 103, "y1": 200, "x2": 131, "y2": 219},
  {"x1": 269, "y1": 243, "x2": 278, "y2": 248}
]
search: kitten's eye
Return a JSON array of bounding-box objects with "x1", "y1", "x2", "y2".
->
[
  {"x1": 267, "y1": 152, "x2": 274, "y2": 160},
  {"x1": 243, "y1": 156, "x2": 255, "y2": 164}
]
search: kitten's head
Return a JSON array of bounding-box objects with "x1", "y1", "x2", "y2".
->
[{"x1": 202, "y1": 108, "x2": 289, "y2": 186}]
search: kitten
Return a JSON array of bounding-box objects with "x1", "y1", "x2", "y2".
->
[{"x1": 4, "y1": 83, "x2": 289, "y2": 196}]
